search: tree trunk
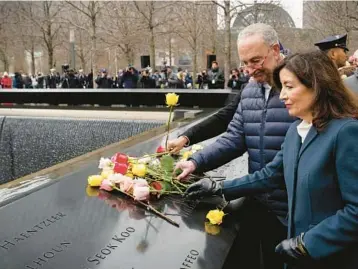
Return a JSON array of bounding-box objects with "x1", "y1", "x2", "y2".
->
[
  {"x1": 91, "y1": 17, "x2": 97, "y2": 88},
  {"x1": 169, "y1": 36, "x2": 172, "y2": 66},
  {"x1": 192, "y1": 49, "x2": 197, "y2": 86},
  {"x1": 124, "y1": 44, "x2": 131, "y2": 65},
  {"x1": 45, "y1": 2, "x2": 53, "y2": 70},
  {"x1": 79, "y1": 49, "x2": 86, "y2": 72},
  {"x1": 224, "y1": 0, "x2": 231, "y2": 88},
  {"x1": 48, "y1": 45, "x2": 53, "y2": 70},
  {"x1": 150, "y1": 27, "x2": 155, "y2": 68},
  {"x1": 31, "y1": 46, "x2": 36, "y2": 75}
]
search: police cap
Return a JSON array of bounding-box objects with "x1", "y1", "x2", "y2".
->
[{"x1": 314, "y1": 34, "x2": 349, "y2": 52}]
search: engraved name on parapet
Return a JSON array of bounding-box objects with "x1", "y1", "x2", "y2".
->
[{"x1": 0, "y1": 212, "x2": 66, "y2": 251}]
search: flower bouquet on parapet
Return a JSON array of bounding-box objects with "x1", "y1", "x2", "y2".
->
[{"x1": 85, "y1": 93, "x2": 209, "y2": 227}]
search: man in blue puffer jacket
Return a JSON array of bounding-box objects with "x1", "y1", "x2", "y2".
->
[{"x1": 176, "y1": 23, "x2": 296, "y2": 269}]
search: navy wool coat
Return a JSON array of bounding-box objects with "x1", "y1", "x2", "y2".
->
[{"x1": 222, "y1": 118, "x2": 358, "y2": 269}]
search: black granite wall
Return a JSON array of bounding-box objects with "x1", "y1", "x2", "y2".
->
[{"x1": 0, "y1": 116, "x2": 164, "y2": 184}]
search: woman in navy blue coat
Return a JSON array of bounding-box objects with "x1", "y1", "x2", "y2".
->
[{"x1": 185, "y1": 51, "x2": 358, "y2": 269}]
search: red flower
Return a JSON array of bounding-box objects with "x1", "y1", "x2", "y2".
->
[
  {"x1": 151, "y1": 181, "x2": 163, "y2": 191},
  {"x1": 156, "y1": 145, "x2": 166, "y2": 153},
  {"x1": 111, "y1": 153, "x2": 128, "y2": 164},
  {"x1": 113, "y1": 162, "x2": 128, "y2": 175}
]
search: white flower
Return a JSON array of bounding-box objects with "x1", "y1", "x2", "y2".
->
[
  {"x1": 134, "y1": 178, "x2": 149, "y2": 187},
  {"x1": 98, "y1": 157, "x2": 113, "y2": 169},
  {"x1": 150, "y1": 159, "x2": 160, "y2": 167},
  {"x1": 138, "y1": 156, "x2": 152, "y2": 164},
  {"x1": 191, "y1": 144, "x2": 204, "y2": 153},
  {"x1": 108, "y1": 173, "x2": 125, "y2": 182}
]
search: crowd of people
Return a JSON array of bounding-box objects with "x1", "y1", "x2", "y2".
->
[{"x1": 0, "y1": 59, "x2": 252, "y2": 91}]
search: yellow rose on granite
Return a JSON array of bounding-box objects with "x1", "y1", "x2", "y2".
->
[
  {"x1": 101, "y1": 169, "x2": 114, "y2": 179},
  {"x1": 206, "y1": 209, "x2": 225, "y2": 225},
  {"x1": 125, "y1": 172, "x2": 134, "y2": 178},
  {"x1": 88, "y1": 175, "x2": 103, "y2": 187},
  {"x1": 165, "y1": 93, "x2": 179, "y2": 107},
  {"x1": 204, "y1": 222, "x2": 221, "y2": 235},
  {"x1": 132, "y1": 164, "x2": 147, "y2": 177},
  {"x1": 86, "y1": 186, "x2": 99, "y2": 197},
  {"x1": 182, "y1": 151, "x2": 193, "y2": 160}
]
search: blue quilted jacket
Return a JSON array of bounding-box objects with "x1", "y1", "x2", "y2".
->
[{"x1": 191, "y1": 81, "x2": 296, "y2": 221}]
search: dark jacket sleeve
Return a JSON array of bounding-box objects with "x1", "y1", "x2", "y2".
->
[
  {"x1": 222, "y1": 147, "x2": 284, "y2": 201},
  {"x1": 180, "y1": 91, "x2": 242, "y2": 145},
  {"x1": 189, "y1": 100, "x2": 247, "y2": 173}
]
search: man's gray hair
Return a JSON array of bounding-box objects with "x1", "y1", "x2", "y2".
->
[{"x1": 238, "y1": 23, "x2": 279, "y2": 46}]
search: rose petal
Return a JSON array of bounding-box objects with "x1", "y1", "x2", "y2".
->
[{"x1": 100, "y1": 179, "x2": 113, "y2": 191}]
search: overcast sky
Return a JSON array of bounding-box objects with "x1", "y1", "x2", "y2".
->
[
  {"x1": 240, "y1": 0, "x2": 303, "y2": 28},
  {"x1": 280, "y1": 0, "x2": 303, "y2": 28},
  {"x1": 217, "y1": 0, "x2": 303, "y2": 29}
]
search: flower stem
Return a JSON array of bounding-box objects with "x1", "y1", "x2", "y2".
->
[
  {"x1": 112, "y1": 186, "x2": 179, "y2": 227},
  {"x1": 149, "y1": 189, "x2": 182, "y2": 195},
  {"x1": 165, "y1": 106, "x2": 174, "y2": 150}
]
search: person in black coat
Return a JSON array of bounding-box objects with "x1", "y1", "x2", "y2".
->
[
  {"x1": 46, "y1": 68, "x2": 57, "y2": 89},
  {"x1": 139, "y1": 70, "x2": 155, "y2": 88},
  {"x1": 61, "y1": 70, "x2": 80, "y2": 88},
  {"x1": 36, "y1": 73, "x2": 45, "y2": 89},
  {"x1": 207, "y1": 61, "x2": 225, "y2": 89},
  {"x1": 95, "y1": 69, "x2": 113, "y2": 89},
  {"x1": 227, "y1": 68, "x2": 249, "y2": 90},
  {"x1": 14, "y1": 72, "x2": 24, "y2": 88},
  {"x1": 77, "y1": 69, "x2": 87, "y2": 88}
]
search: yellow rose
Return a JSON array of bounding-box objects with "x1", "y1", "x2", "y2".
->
[
  {"x1": 125, "y1": 172, "x2": 134, "y2": 178},
  {"x1": 206, "y1": 209, "x2": 225, "y2": 225},
  {"x1": 87, "y1": 175, "x2": 103, "y2": 187},
  {"x1": 182, "y1": 151, "x2": 193, "y2": 160},
  {"x1": 101, "y1": 169, "x2": 114, "y2": 179},
  {"x1": 165, "y1": 93, "x2": 179, "y2": 107},
  {"x1": 86, "y1": 186, "x2": 99, "y2": 197},
  {"x1": 204, "y1": 222, "x2": 221, "y2": 235},
  {"x1": 132, "y1": 164, "x2": 147, "y2": 177}
]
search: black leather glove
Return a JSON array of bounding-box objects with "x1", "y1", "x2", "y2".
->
[
  {"x1": 184, "y1": 178, "x2": 223, "y2": 200},
  {"x1": 275, "y1": 233, "x2": 310, "y2": 265}
]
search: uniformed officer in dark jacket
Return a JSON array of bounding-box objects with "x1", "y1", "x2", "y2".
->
[{"x1": 314, "y1": 34, "x2": 349, "y2": 68}]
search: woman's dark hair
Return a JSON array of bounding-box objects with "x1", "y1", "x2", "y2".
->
[{"x1": 273, "y1": 50, "x2": 358, "y2": 131}]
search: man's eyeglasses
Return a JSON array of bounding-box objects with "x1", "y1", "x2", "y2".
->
[
  {"x1": 240, "y1": 48, "x2": 272, "y2": 70},
  {"x1": 241, "y1": 56, "x2": 267, "y2": 70}
]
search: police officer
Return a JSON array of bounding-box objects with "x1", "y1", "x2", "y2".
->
[{"x1": 314, "y1": 33, "x2": 349, "y2": 68}]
